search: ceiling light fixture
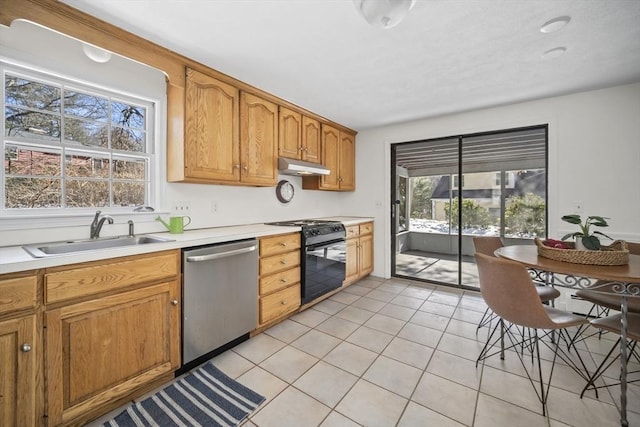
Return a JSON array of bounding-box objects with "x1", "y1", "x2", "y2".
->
[
  {"x1": 82, "y1": 43, "x2": 112, "y2": 63},
  {"x1": 542, "y1": 46, "x2": 567, "y2": 60},
  {"x1": 353, "y1": 0, "x2": 415, "y2": 29},
  {"x1": 540, "y1": 16, "x2": 571, "y2": 33}
]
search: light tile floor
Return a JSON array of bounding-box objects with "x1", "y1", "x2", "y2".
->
[{"x1": 91, "y1": 276, "x2": 640, "y2": 427}]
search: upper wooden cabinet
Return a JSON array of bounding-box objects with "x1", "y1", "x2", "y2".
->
[
  {"x1": 240, "y1": 92, "x2": 279, "y2": 186},
  {"x1": 175, "y1": 69, "x2": 278, "y2": 186},
  {"x1": 302, "y1": 115, "x2": 321, "y2": 163},
  {"x1": 302, "y1": 124, "x2": 355, "y2": 191},
  {"x1": 182, "y1": 68, "x2": 240, "y2": 183},
  {"x1": 279, "y1": 107, "x2": 321, "y2": 164},
  {"x1": 339, "y1": 131, "x2": 356, "y2": 191}
]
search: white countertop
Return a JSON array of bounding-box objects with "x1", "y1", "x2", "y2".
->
[{"x1": 0, "y1": 217, "x2": 373, "y2": 274}]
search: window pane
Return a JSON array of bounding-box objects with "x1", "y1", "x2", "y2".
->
[
  {"x1": 65, "y1": 152, "x2": 110, "y2": 178},
  {"x1": 504, "y1": 169, "x2": 546, "y2": 238},
  {"x1": 64, "y1": 91, "x2": 109, "y2": 121},
  {"x1": 457, "y1": 172, "x2": 499, "y2": 236},
  {"x1": 411, "y1": 175, "x2": 449, "y2": 234},
  {"x1": 113, "y1": 157, "x2": 146, "y2": 180},
  {"x1": 65, "y1": 179, "x2": 109, "y2": 207},
  {"x1": 5, "y1": 177, "x2": 61, "y2": 208},
  {"x1": 397, "y1": 176, "x2": 407, "y2": 232},
  {"x1": 111, "y1": 127, "x2": 145, "y2": 152},
  {"x1": 64, "y1": 117, "x2": 108, "y2": 147},
  {"x1": 5, "y1": 107, "x2": 61, "y2": 141},
  {"x1": 111, "y1": 101, "x2": 145, "y2": 129},
  {"x1": 113, "y1": 182, "x2": 145, "y2": 206},
  {"x1": 5, "y1": 76, "x2": 61, "y2": 112},
  {"x1": 4, "y1": 145, "x2": 61, "y2": 176},
  {"x1": 3, "y1": 66, "x2": 153, "y2": 212}
]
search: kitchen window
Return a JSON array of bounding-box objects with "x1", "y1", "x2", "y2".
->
[{"x1": 2, "y1": 64, "x2": 154, "y2": 214}]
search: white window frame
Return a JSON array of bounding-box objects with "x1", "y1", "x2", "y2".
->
[{"x1": 1, "y1": 62, "x2": 157, "y2": 219}]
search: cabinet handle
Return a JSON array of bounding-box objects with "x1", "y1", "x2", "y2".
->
[
  {"x1": 21, "y1": 343, "x2": 32, "y2": 353},
  {"x1": 280, "y1": 278, "x2": 287, "y2": 283},
  {"x1": 171, "y1": 299, "x2": 179, "y2": 306},
  {"x1": 281, "y1": 300, "x2": 288, "y2": 305},
  {"x1": 280, "y1": 242, "x2": 287, "y2": 246},
  {"x1": 243, "y1": 165, "x2": 249, "y2": 171},
  {"x1": 280, "y1": 260, "x2": 287, "y2": 265},
  {"x1": 233, "y1": 164, "x2": 240, "y2": 169}
]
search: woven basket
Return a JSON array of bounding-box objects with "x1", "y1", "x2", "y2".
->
[{"x1": 534, "y1": 238, "x2": 629, "y2": 266}]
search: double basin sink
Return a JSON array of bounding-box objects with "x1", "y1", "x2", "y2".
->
[{"x1": 23, "y1": 235, "x2": 174, "y2": 258}]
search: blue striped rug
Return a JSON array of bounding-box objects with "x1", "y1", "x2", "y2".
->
[{"x1": 102, "y1": 362, "x2": 265, "y2": 427}]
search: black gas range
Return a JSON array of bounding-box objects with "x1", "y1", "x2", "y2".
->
[{"x1": 266, "y1": 220, "x2": 346, "y2": 304}]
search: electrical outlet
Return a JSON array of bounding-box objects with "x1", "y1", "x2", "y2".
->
[
  {"x1": 375, "y1": 201, "x2": 383, "y2": 207},
  {"x1": 172, "y1": 201, "x2": 191, "y2": 214},
  {"x1": 210, "y1": 201, "x2": 218, "y2": 213}
]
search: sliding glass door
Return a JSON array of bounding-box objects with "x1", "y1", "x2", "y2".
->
[{"x1": 391, "y1": 126, "x2": 547, "y2": 290}]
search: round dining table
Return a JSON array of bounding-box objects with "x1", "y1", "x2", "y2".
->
[{"x1": 495, "y1": 245, "x2": 640, "y2": 427}]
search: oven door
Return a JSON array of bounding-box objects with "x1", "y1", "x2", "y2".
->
[{"x1": 302, "y1": 238, "x2": 346, "y2": 304}]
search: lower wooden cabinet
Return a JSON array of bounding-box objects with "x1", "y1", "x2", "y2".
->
[
  {"x1": 43, "y1": 250, "x2": 181, "y2": 426},
  {"x1": 0, "y1": 272, "x2": 39, "y2": 427},
  {"x1": 0, "y1": 314, "x2": 37, "y2": 427},
  {"x1": 45, "y1": 280, "x2": 180, "y2": 426},
  {"x1": 344, "y1": 222, "x2": 374, "y2": 286},
  {"x1": 258, "y1": 233, "x2": 301, "y2": 327}
]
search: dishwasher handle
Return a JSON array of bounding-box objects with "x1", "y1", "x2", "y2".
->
[{"x1": 186, "y1": 244, "x2": 257, "y2": 262}]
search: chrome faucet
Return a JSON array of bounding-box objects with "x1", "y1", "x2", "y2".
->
[{"x1": 90, "y1": 211, "x2": 114, "y2": 239}]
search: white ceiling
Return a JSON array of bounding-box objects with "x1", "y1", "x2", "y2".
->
[{"x1": 61, "y1": 0, "x2": 640, "y2": 131}]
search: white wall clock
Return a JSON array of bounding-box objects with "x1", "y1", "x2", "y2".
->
[{"x1": 276, "y1": 180, "x2": 295, "y2": 203}]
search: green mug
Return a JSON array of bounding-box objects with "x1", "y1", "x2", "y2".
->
[{"x1": 157, "y1": 215, "x2": 191, "y2": 234}]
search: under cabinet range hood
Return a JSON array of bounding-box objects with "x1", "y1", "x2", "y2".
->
[{"x1": 278, "y1": 157, "x2": 330, "y2": 176}]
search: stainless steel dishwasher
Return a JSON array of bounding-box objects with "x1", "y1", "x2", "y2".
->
[{"x1": 182, "y1": 239, "x2": 258, "y2": 371}]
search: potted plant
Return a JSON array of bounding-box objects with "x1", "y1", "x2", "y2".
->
[{"x1": 561, "y1": 214, "x2": 612, "y2": 250}]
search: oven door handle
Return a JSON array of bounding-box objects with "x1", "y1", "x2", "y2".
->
[{"x1": 307, "y1": 239, "x2": 346, "y2": 251}]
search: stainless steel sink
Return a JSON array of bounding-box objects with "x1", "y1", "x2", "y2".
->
[{"x1": 23, "y1": 235, "x2": 175, "y2": 258}]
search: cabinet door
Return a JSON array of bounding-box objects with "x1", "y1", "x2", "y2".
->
[
  {"x1": 344, "y1": 238, "x2": 359, "y2": 285},
  {"x1": 359, "y1": 234, "x2": 374, "y2": 277},
  {"x1": 240, "y1": 92, "x2": 279, "y2": 185},
  {"x1": 45, "y1": 281, "x2": 180, "y2": 426},
  {"x1": 339, "y1": 131, "x2": 356, "y2": 191},
  {"x1": 320, "y1": 124, "x2": 341, "y2": 190},
  {"x1": 0, "y1": 315, "x2": 37, "y2": 427},
  {"x1": 185, "y1": 68, "x2": 240, "y2": 182},
  {"x1": 279, "y1": 106, "x2": 302, "y2": 159},
  {"x1": 302, "y1": 116, "x2": 321, "y2": 163}
]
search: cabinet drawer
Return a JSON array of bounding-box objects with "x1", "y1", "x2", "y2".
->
[
  {"x1": 345, "y1": 225, "x2": 360, "y2": 239},
  {"x1": 260, "y1": 267, "x2": 300, "y2": 296},
  {"x1": 259, "y1": 284, "x2": 300, "y2": 325},
  {"x1": 260, "y1": 233, "x2": 301, "y2": 257},
  {"x1": 359, "y1": 222, "x2": 373, "y2": 235},
  {"x1": 260, "y1": 250, "x2": 300, "y2": 276},
  {"x1": 45, "y1": 251, "x2": 180, "y2": 304},
  {"x1": 0, "y1": 275, "x2": 37, "y2": 315}
]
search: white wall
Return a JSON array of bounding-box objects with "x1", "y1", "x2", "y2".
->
[{"x1": 346, "y1": 83, "x2": 640, "y2": 279}]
